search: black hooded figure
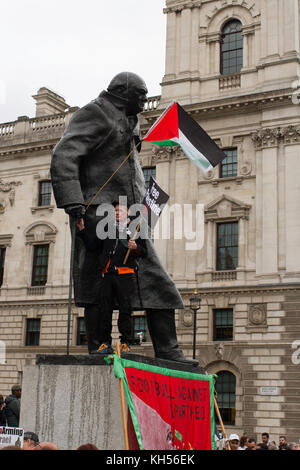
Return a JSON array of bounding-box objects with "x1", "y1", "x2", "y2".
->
[{"x1": 51, "y1": 72, "x2": 197, "y2": 365}]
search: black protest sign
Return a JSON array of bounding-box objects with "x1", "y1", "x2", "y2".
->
[{"x1": 141, "y1": 177, "x2": 169, "y2": 229}]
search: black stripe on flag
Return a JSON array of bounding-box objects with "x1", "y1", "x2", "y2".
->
[{"x1": 177, "y1": 104, "x2": 227, "y2": 167}]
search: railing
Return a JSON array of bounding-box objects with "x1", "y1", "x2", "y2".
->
[
  {"x1": 212, "y1": 271, "x2": 237, "y2": 281},
  {"x1": 144, "y1": 95, "x2": 161, "y2": 111},
  {"x1": 27, "y1": 286, "x2": 46, "y2": 296},
  {"x1": 219, "y1": 74, "x2": 241, "y2": 91},
  {"x1": 29, "y1": 113, "x2": 66, "y2": 131},
  {"x1": 0, "y1": 122, "x2": 15, "y2": 137}
]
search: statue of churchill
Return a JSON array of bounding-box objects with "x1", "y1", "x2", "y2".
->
[{"x1": 50, "y1": 72, "x2": 198, "y2": 365}]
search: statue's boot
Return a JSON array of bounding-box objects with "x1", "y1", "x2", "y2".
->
[{"x1": 146, "y1": 309, "x2": 199, "y2": 367}]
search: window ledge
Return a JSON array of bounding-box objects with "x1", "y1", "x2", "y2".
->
[
  {"x1": 31, "y1": 205, "x2": 55, "y2": 214},
  {"x1": 199, "y1": 175, "x2": 255, "y2": 186}
]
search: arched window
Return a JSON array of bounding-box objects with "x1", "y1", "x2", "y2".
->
[
  {"x1": 215, "y1": 371, "x2": 236, "y2": 425},
  {"x1": 221, "y1": 20, "x2": 243, "y2": 75}
]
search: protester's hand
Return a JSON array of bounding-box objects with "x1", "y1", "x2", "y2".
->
[
  {"x1": 64, "y1": 204, "x2": 86, "y2": 219},
  {"x1": 128, "y1": 239, "x2": 137, "y2": 251},
  {"x1": 76, "y1": 218, "x2": 85, "y2": 231}
]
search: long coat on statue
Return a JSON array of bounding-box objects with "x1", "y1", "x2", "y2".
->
[{"x1": 51, "y1": 91, "x2": 184, "y2": 310}]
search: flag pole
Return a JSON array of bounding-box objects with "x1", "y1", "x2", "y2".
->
[
  {"x1": 66, "y1": 216, "x2": 76, "y2": 355},
  {"x1": 123, "y1": 220, "x2": 142, "y2": 265},
  {"x1": 213, "y1": 385, "x2": 229, "y2": 449},
  {"x1": 116, "y1": 341, "x2": 129, "y2": 450}
]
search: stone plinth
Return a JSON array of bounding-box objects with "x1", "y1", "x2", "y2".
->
[{"x1": 20, "y1": 354, "x2": 202, "y2": 450}]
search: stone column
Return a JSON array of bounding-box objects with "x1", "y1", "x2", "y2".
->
[
  {"x1": 251, "y1": 129, "x2": 280, "y2": 277},
  {"x1": 164, "y1": 11, "x2": 177, "y2": 77},
  {"x1": 282, "y1": 0, "x2": 299, "y2": 57},
  {"x1": 179, "y1": 7, "x2": 192, "y2": 74},
  {"x1": 282, "y1": 128, "x2": 300, "y2": 274}
]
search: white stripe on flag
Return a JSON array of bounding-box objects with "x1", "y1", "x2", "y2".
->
[{"x1": 172, "y1": 130, "x2": 213, "y2": 172}]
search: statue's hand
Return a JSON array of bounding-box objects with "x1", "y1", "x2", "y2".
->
[{"x1": 64, "y1": 204, "x2": 86, "y2": 219}]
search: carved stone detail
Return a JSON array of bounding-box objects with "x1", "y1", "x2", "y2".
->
[
  {"x1": 215, "y1": 343, "x2": 225, "y2": 360},
  {"x1": 251, "y1": 128, "x2": 282, "y2": 149},
  {"x1": 248, "y1": 304, "x2": 267, "y2": 326},
  {"x1": 151, "y1": 145, "x2": 173, "y2": 164},
  {"x1": 281, "y1": 125, "x2": 300, "y2": 144},
  {"x1": 181, "y1": 309, "x2": 194, "y2": 328}
]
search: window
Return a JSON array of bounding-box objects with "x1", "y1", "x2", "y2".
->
[
  {"x1": 213, "y1": 309, "x2": 233, "y2": 341},
  {"x1": 31, "y1": 244, "x2": 49, "y2": 286},
  {"x1": 220, "y1": 148, "x2": 238, "y2": 178},
  {"x1": 25, "y1": 318, "x2": 41, "y2": 346},
  {"x1": 221, "y1": 20, "x2": 243, "y2": 75},
  {"x1": 0, "y1": 247, "x2": 6, "y2": 287},
  {"x1": 132, "y1": 316, "x2": 147, "y2": 343},
  {"x1": 77, "y1": 318, "x2": 88, "y2": 346},
  {"x1": 143, "y1": 167, "x2": 156, "y2": 188},
  {"x1": 38, "y1": 180, "x2": 52, "y2": 206},
  {"x1": 215, "y1": 371, "x2": 236, "y2": 425},
  {"x1": 216, "y1": 222, "x2": 238, "y2": 270}
]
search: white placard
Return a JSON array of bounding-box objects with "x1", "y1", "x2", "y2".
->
[
  {"x1": 0, "y1": 427, "x2": 24, "y2": 448},
  {"x1": 260, "y1": 386, "x2": 278, "y2": 396}
]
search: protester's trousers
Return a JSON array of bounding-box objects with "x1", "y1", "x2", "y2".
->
[{"x1": 100, "y1": 272, "x2": 135, "y2": 345}]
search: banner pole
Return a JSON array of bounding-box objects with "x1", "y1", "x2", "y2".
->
[
  {"x1": 116, "y1": 342, "x2": 129, "y2": 450},
  {"x1": 213, "y1": 391, "x2": 230, "y2": 449},
  {"x1": 66, "y1": 216, "x2": 76, "y2": 355},
  {"x1": 123, "y1": 220, "x2": 141, "y2": 265}
]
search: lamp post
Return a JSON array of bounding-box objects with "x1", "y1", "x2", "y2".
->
[{"x1": 190, "y1": 289, "x2": 201, "y2": 360}]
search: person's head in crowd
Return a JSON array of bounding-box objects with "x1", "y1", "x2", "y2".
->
[
  {"x1": 34, "y1": 441, "x2": 58, "y2": 450},
  {"x1": 23, "y1": 431, "x2": 40, "y2": 450},
  {"x1": 279, "y1": 436, "x2": 288, "y2": 450},
  {"x1": 247, "y1": 438, "x2": 256, "y2": 450},
  {"x1": 268, "y1": 442, "x2": 278, "y2": 450},
  {"x1": 261, "y1": 433, "x2": 269, "y2": 445},
  {"x1": 228, "y1": 433, "x2": 240, "y2": 450},
  {"x1": 11, "y1": 384, "x2": 21, "y2": 399},
  {"x1": 239, "y1": 433, "x2": 248, "y2": 449},
  {"x1": 76, "y1": 443, "x2": 99, "y2": 450},
  {"x1": 288, "y1": 442, "x2": 298, "y2": 451}
]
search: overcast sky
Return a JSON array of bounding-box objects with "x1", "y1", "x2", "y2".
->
[{"x1": 0, "y1": 0, "x2": 166, "y2": 123}]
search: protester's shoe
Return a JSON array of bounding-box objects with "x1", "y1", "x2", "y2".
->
[
  {"x1": 95, "y1": 343, "x2": 113, "y2": 355},
  {"x1": 120, "y1": 343, "x2": 131, "y2": 353}
]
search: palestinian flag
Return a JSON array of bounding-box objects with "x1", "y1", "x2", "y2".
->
[{"x1": 143, "y1": 102, "x2": 227, "y2": 173}]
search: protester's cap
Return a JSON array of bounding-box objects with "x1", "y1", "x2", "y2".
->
[
  {"x1": 24, "y1": 432, "x2": 39, "y2": 443},
  {"x1": 11, "y1": 384, "x2": 21, "y2": 392},
  {"x1": 229, "y1": 434, "x2": 240, "y2": 441}
]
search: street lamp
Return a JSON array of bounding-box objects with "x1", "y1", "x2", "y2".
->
[{"x1": 189, "y1": 289, "x2": 201, "y2": 360}]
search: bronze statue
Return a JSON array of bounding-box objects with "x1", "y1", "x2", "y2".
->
[{"x1": 51, "y1": 72, "x2": 197, "y2": 365}]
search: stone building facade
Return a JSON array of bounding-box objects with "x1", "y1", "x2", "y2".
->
[{"x1": 1, "y1": 0, "x2": 300, "y2": 443}]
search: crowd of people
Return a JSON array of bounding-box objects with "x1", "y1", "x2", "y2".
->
[
  {"x1": 216, "y1": 432, "x2": 299, "y2": 451},
  {"x1": 1, "y1": 384, "x2": 299, "y2": 451}
]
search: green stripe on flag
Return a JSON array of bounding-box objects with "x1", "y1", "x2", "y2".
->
[{"x1": 149, "y1": 140, "x2": 178, "y2": 147}]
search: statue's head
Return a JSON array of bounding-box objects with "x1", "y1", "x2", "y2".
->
[{"x1": 107, "y1": 72, "x2": 148, "y2": 115}]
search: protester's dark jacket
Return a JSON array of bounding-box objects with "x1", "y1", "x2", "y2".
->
[
  {"x1": 50, "y1": 91, "x2": 184, "y2": 309},
  {"x1": 4, "y1": 395, "x2": 20, "y2": 427},
  {"x1": 81, "y1": 223, "x2": 147, "y2": 272}
]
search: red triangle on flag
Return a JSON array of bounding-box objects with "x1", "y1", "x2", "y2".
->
[{"x1": 143, "y1": 102, "x2": 179, "y2": 142}]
